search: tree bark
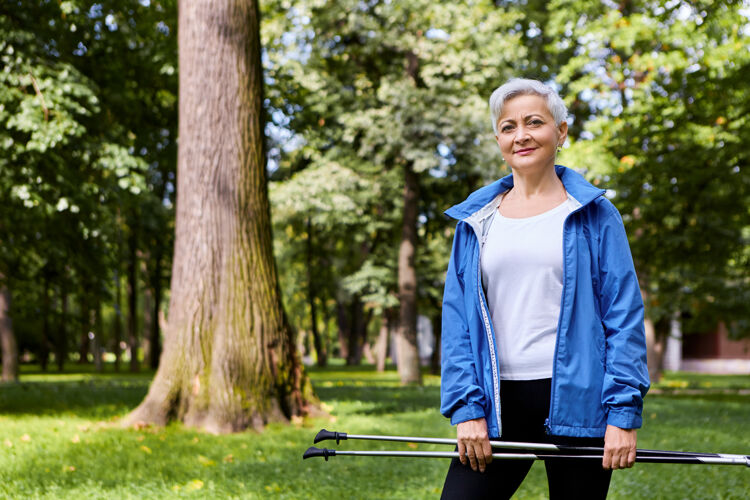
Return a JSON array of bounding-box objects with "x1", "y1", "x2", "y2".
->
[
  {"x1": 0, "y1": 282, "x2": 18, "y2": 382},
  {"x1": 124, "y1": 0, "x2": 314, "y2": 433},
  {"x1": 395, "y1": 164, "x2": 422, "y2": 384}
]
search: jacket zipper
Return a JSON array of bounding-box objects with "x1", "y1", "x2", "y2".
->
[
  {"x1": 466, "y1": 215, "x2": 502, "y2": 436},
  {"x1": 547, "y1": 197, "x2": 592, "y2": 435}
]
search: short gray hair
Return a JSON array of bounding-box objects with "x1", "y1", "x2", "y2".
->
[{"x1": 489, "y1": 78, "x2": 568, "y2": 135}]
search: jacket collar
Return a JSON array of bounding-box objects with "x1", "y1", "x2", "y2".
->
[{"x1": 444, "y1": 165, "x2": 605, "y2": 221}]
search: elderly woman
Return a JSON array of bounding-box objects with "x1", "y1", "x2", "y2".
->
[{"x1": 439, "y1": 78, "x2": 649, "y2": 499}]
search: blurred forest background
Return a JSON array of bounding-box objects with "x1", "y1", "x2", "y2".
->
[{"x1": 1, "y1": 0, "x2": 749, "y2": 386}]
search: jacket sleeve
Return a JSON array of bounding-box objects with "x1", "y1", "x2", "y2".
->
[
  {"x1": 440, "y1": 222, "x2": 487, "y2": 425},
  {"x1": 597, "y1": 205, "x2": 650, "y2": 429}
]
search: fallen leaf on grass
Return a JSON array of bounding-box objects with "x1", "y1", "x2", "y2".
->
[
  {"x1": 71, "y1": 435, "x2": 80, "y2": 444},
  {"x1": 136, "y1": 435, "x2": 146, "y2": 442},
  {"x1": 291, "y1": 415, "x2": 304, "y2": 427},
  {"x1": 20, "y1": 434, "x2": 31, "y2": 442},
  {"x1": 4, "y1": 439, "x2": 12, "y2": 448},
  {"x1": 192, "y1": 437, "x2": 200, "y2": 444},
  {"x1": 186, "y1": 479, "x2": 204, "y2": 491},
  {"x1": 198, "y1": 455, "x2": 216, "y2": 467},
  {"x1": 140, "y1": 445, "x2": 152, "y2": 454},
  {"x1": 407, "y1": 443, "x2": 418, "y2": 449},
  {"x1": 63, "y1": 465, "x2": 76, "y2": 473},
  {"x1": 223, "y1": 454, "x2": 234, "y2": 463}
]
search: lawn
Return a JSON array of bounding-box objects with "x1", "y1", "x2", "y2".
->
[{"x1": 0, "y1": 364, "x2": 748, "y2": 499}]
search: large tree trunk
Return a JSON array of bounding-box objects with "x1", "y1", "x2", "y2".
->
[
  {"x1": 0, "y1": 282, "x2": 18, "y2": 382},
  {"x1": 395, "y1": 164, "x2": 422, "y2": 384},
  {"x1": 124, "y1": 0, "x2": 313, "y2": 433}
]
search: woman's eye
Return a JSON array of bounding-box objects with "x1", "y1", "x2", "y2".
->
[
  {"x1": 529, "y1": 119, "x2": 543, "y2": 126},
  {"x1": 501, "y1": 125, "x2": 514, "y2": 132}
]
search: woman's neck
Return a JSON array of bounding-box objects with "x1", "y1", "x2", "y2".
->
[{"x1": 508, "y1": 164, "x2": 563, "y2": 200}]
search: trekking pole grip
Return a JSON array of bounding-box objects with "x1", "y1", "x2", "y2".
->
[
  {"x1": 303, "y1": 446, "x2": 336, "y2": 461},
  {"x1": 314, "y1": 429, "x2": 348, "y2": 444}
]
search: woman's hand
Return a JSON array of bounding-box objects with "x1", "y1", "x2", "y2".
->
[
  {"x1": 456, "y1": 417, "x2": 493, "y2": 473},
  {"x1": 602, "y1": 424, "x2": 637, "y2": 470}
]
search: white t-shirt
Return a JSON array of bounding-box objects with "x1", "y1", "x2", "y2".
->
[{"x1": 480, "y1": 194, "x2": 576, "y2": 380}]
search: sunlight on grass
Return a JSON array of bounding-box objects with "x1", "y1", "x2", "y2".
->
[{"x1": 0, "y1": 365, "x2": 748, "y2": 499}]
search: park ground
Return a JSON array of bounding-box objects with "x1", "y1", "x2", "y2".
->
[{"x1": 0, "y1": 364, "x2": 748, "y2": 499}]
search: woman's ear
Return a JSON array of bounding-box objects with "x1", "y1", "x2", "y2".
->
[{"x1": 557, "y1": 121, "x2": 568, "y2": 147}]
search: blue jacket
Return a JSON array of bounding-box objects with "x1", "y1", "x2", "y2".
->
[{"x1": 440, "y1": 165, "x2": 649, "y2": 438}]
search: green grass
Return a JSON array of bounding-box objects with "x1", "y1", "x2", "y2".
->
[{"x1": 1, "y1": 364, "x2": 748, "y2": 499}]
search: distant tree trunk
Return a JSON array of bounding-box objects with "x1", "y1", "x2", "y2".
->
[
  {"x1": 93, "y1": 299, "x2": 103, "y2": 372},
  {"x1": 77, "y1": 295, "x2": 91, "y2": 363},
  {"x1": 395, "y1": 164, "x2": 422, "y2": 385},
  {"x1": 124, "y1": 0, "x2": 314, "y2": 433},
  {"x1": 56, "y1": 278, "x2": 68, "y2": 372},
  {"x1": 142, "y1": 269, "x2": 153, "y2": 365},
  {"x1": 430, "y1": 308, "x2": 442, "y2": 375},
  {"x1": 347, "y1": 298, "x2": 362, "y2": 365},
  {"x1": 374, "y1": 309, "x2": 394, "y2": 372},
  {"x1": 148, "y1": 248, "x2": 163, "y2": 369},
  {"x1": 642, "y1": 288, "x2": 666, "y2": 383},
  {"x1": 127, "y1": 221, "x2": 140, "y2": 372},
  {"x1": 0, "y1": 282, "x2": 18, "y2": 382},
  {"x1": 336, "y1": 299, "x2": 350, "y2": 360},
  {"x1": 113, "y1": 263, "x2": 123, "y2": 371},
  {"x1": 306, "y1": 218, "x2": 326, "y2": 366},
  {"x1": 40, "y1": 272, "x2": 50, "y2": 371}
]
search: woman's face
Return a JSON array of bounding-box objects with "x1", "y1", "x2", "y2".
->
[{"x1": 495, "y1": 94, "x2": 567, "y2": 172}]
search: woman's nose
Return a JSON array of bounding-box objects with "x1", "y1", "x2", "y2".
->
[{"x1": 514, "y1": 126, "x2": 530, "y2": 142}]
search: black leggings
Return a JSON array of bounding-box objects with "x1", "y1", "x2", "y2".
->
[{"x1": 440, "y1": 379, "x2": 612, "y2": 500}]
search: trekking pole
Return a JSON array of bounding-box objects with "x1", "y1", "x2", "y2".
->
[
  {"x1": 312, "y1": 429, "x2": 750, "y2": 464},
  {"x1": 303, "y1": 446, "x2": 750, "y2": 466}
]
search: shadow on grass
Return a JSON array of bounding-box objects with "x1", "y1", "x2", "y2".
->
[
  {"x1": 313, "y1": 384, "x2": 440, "y2": 415},
  {"x1": 0, "y1": 378, "x2": 149, "y2": 419}
]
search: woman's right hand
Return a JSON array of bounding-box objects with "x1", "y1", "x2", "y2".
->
[{"x1": 456, "y1": 417, "x2": 493, "y2": 472}]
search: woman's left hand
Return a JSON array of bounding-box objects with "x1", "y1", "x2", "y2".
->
[{"x1": 602, "y1": 425, "x2": 637, "y2": 470}]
